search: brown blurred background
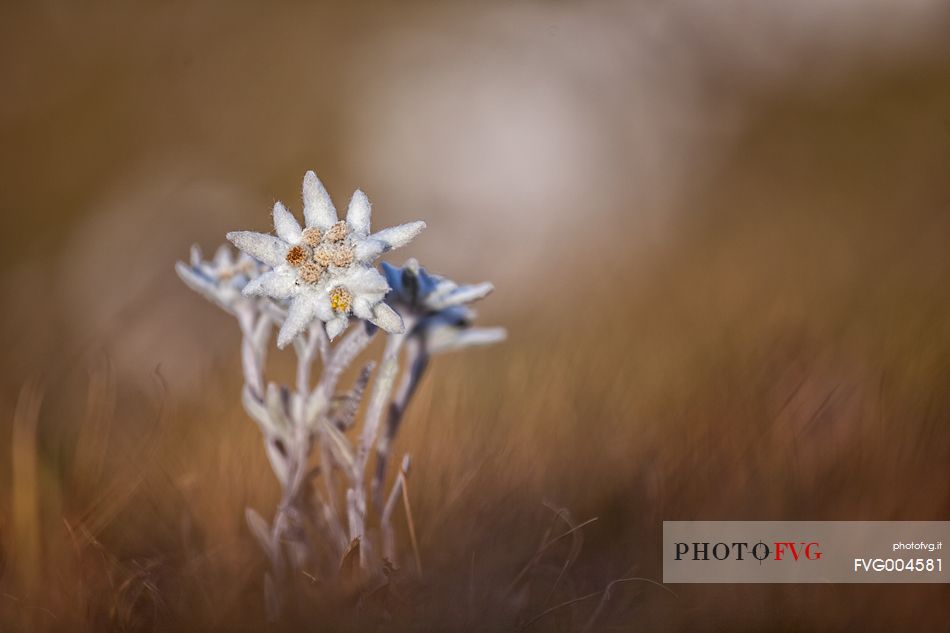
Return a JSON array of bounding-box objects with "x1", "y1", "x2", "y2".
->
[{"x1": 2, "y1": 1, "x2": 950, "y2": 631}]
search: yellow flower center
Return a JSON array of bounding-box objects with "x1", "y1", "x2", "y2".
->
[{"x1": 330, "y1": 287, "x2": 352, "y2": 313}]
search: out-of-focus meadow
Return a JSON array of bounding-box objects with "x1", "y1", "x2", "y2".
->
[{"x1": 2, "y1": 1, "x2": 950, "y2": 631}]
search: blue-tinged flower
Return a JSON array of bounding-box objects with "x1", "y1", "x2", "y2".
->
[
  {"x1": 382, "y1": 259, "x2": 505, "y2": 353},
  {"x1": 227, "y1": 171, "x2": 425, "y2": 346}
]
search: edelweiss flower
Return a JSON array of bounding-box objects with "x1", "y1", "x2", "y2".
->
[
  {"x1": 227, "y1": 171, "x2": 426, "y2": 347},
  {"x1": 176, "y1": 244, "x2": 264, "y2": 314},
  {"x1": 382, "y1": 259, "x2": 506, "y2": 354}
]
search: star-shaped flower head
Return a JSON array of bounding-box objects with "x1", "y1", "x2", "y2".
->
[
  {"x1": 382, "y1": 259, "x2": 506, "y2": 354},
  {"x1": 227, "y1": 171, "x2": 426, "y2": 347},
  {"x1": 176, "y1": 244, "x2": 264, "y2": 315}
]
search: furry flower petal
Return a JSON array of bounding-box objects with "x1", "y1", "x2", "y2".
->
[
  {"x1": 226, "y1": 231, "x2": 287, "y2": 268},
  {"x1": 370, "y1": 302, "x2": 403, "y2": 334},
  {"x1": 429, "y1": 282, "x2": 495, "y2": 311},
  {"x1": 243, "y1": 269, "x2": 296, "y2": 300},
  {"x1": 302, "y1": 170, "x2": 338, "y2": 229},
  {"x1": 279, "y1": 295, "x2": 319, "y2": 349},
  {"x1": 355, "y1": 221, "x2": 427, "y2": 263},
  {"x1": 273, "y1": 201, "x2": 303, "y2": 243},
  {"x1": 325, "y1": 315, "x2": 349, "y2": 340},
  {"x1": 334, "y1": 266, "x2": 390, "y2": 296},
  {"x1": 346, "y1": 190, "x2": 372, "y2": 237}
]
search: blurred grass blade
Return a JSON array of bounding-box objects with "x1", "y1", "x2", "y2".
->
[{"x1": 11, "y1": 378, "x2": 44, "y2": 593}]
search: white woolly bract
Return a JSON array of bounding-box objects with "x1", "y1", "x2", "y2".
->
[{"x1": 226, "y1": 171, "x2": 424, "y2": 346}]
